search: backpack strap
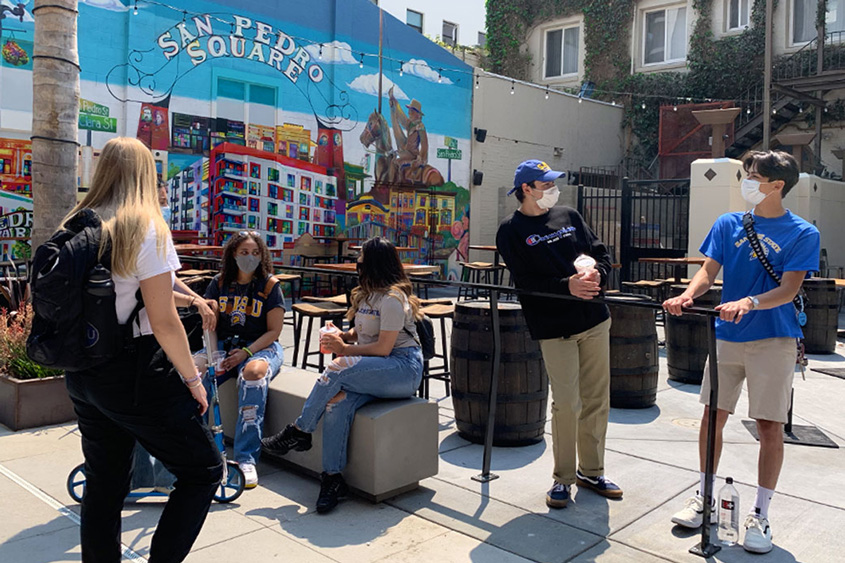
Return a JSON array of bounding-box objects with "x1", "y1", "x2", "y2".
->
[
  {"x1": 741, "y1": 211, "x2": 805, "y2": 313},
  {"x1": 222, "y1": 276, "x2": 277, "y2": 317}
]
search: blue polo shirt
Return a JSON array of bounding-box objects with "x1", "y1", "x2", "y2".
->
[{"x1": 701, "y1": 211, "x2": 820, "y2": 342}]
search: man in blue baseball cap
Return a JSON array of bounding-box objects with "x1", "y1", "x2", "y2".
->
[{"x1": 496, "y1": 159, "x2": 622, "y2": 510}]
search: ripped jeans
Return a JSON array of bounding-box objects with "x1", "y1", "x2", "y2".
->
[
  {"x1": 296, "y1": 346, "x2": 423, "y2": 474},
  {"x1": 209, "y1": 341, "x2": 284, "y2": 466}
]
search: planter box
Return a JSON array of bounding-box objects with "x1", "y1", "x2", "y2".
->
[{"x1": 0, "y1": 374, "x2": 76, "y2": 431}]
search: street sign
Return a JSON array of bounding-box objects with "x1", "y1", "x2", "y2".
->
[
  {"x1": 79, "y1": 99, "x2": 110, "y2": 117},
  {"x1": 436, "y1": 148, "x2": 462, "y2": 160},
  {"x1": 79, "y1": 113, "x2": 117, "y2": 133},
  {"x1": 444, "y1": 137, "x2": 458, "y2": 150}
]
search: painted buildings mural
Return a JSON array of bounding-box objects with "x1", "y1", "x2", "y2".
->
[{"x1": 0, "y1": 0, "x2": 473, "y2": 273}]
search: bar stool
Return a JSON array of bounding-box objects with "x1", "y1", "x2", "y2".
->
[
  {"x1": 302, "y1": 294, "x2": 349, "y2": 307},
  {"x1": 275, "y1": 273, "x2": 302, "y2": 329},
  {"x1": 417, "y1": 302, "x2": 453, "y2": 399},
  {"x1": 300, "y1": 255, "x2": 334, "y2": 296},
  {"x1": 291, "y1": 302, "x2": 347, "y2": 371},
  {"x1": 457, "y1": 262, "x2": 505, "y2": 300}
]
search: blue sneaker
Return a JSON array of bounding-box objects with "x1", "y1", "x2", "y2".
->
[
  {"x1": 576, "y1": 470, "x2": 623, "y2": 499},
  {"x1": 546, "y1": 482, "x2": 570, "y2": 508}
]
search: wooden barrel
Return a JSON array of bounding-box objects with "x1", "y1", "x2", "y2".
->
[
  {"x1": 665, "y1": 285, "x2": 722, "y2": 384},
  {"x1": 608, "y1": 294, "x2": 659, "y2": 408},
  {"x1": 802, "y1": 278, "x2": 840, "y2": 354},
  {"x1": 450, "y1": 300, "x2": 548, "y2": 446}
]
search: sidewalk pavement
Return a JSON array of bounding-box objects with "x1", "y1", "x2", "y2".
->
[{"x1": 2, "y1": 312, "x2": 844, "y2": 562}]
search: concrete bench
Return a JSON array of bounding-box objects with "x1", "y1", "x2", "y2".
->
[{"x1": 218, "y1": 365, "x2": 438, "y2": 502}]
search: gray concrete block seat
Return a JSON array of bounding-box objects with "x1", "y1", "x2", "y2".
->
[{"x1": 218, "y1": 365, "x2": 438, "y2": 502}]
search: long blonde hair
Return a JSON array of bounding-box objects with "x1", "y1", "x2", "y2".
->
[{"x1": 64, "y1": 137, "x2": 169, "y2": 277}]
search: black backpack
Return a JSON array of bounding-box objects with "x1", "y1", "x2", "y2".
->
[
  {"x1": 404, "y1": 315, "x2": 436, "y2": 361},
  {"x1": 27, "y1": 209, "x2": 141, "y2": 371}
]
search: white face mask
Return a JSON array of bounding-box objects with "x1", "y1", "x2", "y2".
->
[
  {"x1": 534, "y1": 185, "x2": 560, "y2": 210},
  {"x1": 741, "y1": 178, "x2": 771, "y2": 206},
  {"x1": 160, "y1": 205, "x2": 171, "y2": 224},
  {"x1": 235, "y1": 254, "x2": 261, "y2": 275}
]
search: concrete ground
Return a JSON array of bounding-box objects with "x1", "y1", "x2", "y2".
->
[{"x1": 1, "y1": 301, "x2": 844, "y2": 563}]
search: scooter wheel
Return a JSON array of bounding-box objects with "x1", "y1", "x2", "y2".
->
[
  {"x1": 213, "y1": 460, "x2": 245, "y2": 503},
  {"x1": 67, "y1": 463, "x2": 86, "y2": 503}
]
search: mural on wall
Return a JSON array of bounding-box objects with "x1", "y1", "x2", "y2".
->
[{"x1": 0, "y1": 0, "x2": 473, "y2": 271}]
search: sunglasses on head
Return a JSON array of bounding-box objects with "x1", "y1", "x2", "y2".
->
[{"x1": 238, "y1": 230, "x2": 260, "y2": 237}]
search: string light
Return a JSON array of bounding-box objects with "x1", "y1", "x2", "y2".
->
[
  {"x1": 747, "y1": 107, "x2": 751, "y2": 114},
  {"x1": 318, "y1": 44, "x2": 323, "y2": 59},
  {"x1": 545, "y1": 87, "x2": 549, "y2": 100},
  {"x1": 578, "y1": 97, "x2": 582, "y2": 104},
  {"x1": 772, "y1": 108, "x2": 777, "y2": 114},
  {"x1": 399, "y1": 62, "x2": 403, "y2": 77},
  {"x1": 673, "y1": 105, "x2": 677, "y2": 111},
  {"x1": 641, "y1": 102, "x2": 646, "y2": 109},
  {"x1": 118, "y1": 0, "x2": 784, "y2": 111},
  {"x1": 437, "y1": 69, "x2": 442, "y2": 83},
  {"x1": 475, "y1": 75, "x2": 478, "y2": 89}
]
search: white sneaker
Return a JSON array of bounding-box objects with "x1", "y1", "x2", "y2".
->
[
  {"x1": 240, "y1": 463, "x2": 258, "y2": 489},
  {"x1": 743, "y1": 512, "x2": 773, "y2": 554},
  {"x1": 671, "y1": 494, "x2": 717, "y2": 528}
]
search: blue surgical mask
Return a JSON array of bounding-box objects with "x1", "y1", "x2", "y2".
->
[{"x1": 160, "y1": 205, "x2": 172, "y2": 224}]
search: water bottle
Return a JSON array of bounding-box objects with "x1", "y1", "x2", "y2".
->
[
  {"x1": 319, "y1": 322, "x2": 340, "y2": 354},
  {"x1": 718, "y1": 477, "x2": 740, "y2": 546},
  {"x1": 83, "y1": 264, "x2": 119, "y2": 357}
]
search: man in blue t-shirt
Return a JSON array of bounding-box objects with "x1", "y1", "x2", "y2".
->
[{"x1": 664, "y1": 151, "x2": 819, "y2": 554}]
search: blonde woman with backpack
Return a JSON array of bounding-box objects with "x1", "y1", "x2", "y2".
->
[{"x1": 62, "y1": 137, "x2": 223, "y2": 562}]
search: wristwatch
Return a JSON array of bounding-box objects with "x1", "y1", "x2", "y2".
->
[{"x1": 746, "y1": 295, "x2": 760, "y2": 309}]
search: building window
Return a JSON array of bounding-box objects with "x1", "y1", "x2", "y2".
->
[
  {"x1": 477, "y1": 31, "x2": 487, "y2": 47},
  {"x1": 643, "y1": 6, "x2": 687, "y2": 65},
  {"x1": 545, "y1": 25, "x2": 580, "y2": 78},
  {"x1": 407, "y1": 9, "x2": 423, "y2": 33},
  {"x1": 728, "y1": 0, "x2": 750, "y2": 30},
  {"x1": 793, "y1": 0, "x2": 845, "y2": 43},
  {"x1": 442, "y1": 20, "x2": 458, "y2": 46}
]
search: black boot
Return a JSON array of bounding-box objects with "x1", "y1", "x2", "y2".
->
[
  {"x1": 261, "y1": 424, "x2": 312, "y2": 456},
  {"x1": 316, "y1": 472, "x2": 348, "y2": 514}
]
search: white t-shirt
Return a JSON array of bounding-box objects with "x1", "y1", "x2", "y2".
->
[{"x1": 113, "y1": 223, "x2": 181, "y2": 336}]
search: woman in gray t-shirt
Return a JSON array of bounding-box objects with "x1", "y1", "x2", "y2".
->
[{"x1": 262, "y1": 237, "x2": 424, "y2": 513}]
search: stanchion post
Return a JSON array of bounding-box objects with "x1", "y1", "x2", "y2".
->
[
  {"x1": 690, "y1": 315, "x2": 721, "y2": 558},
  {"x1": 473, "y1": 282, "x2": 501, "y2": 483}
]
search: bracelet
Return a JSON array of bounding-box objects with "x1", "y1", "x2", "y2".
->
[
  {"x1": 241, "y1": 346, "x2": 253, "y2": 357},
  {"x1": 186, "y1": 380, "x2": 203, "y2": 389},
  {"x1": 181, "y1": 371, "x2": 202, "y2": 386},
  {"x1": 190, "y1": 296, "x2": 197, "y2": 308}
]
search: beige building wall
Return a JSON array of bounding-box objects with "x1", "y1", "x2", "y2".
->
[
  {"x1": 468, "y1": 71, "x2": 625, "y2": 259},
  {"x1": 689, "y1": 158, "x2": 845, "y2": 276}
]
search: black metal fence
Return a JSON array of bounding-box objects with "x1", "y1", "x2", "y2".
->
[{"x1": 578, "y1": 178, "x2": 690, "y2": 285}]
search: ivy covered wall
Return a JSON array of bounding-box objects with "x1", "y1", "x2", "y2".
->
[{"x1": 486, "y1": 0, "x2": 772, "y2": 166}]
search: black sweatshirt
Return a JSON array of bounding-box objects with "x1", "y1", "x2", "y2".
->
[{"x1": 496, "y1": 206, "x2": 611, "y2": 340}]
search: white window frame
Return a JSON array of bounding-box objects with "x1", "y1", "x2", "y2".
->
[
  {"x1": 726, "y1": 0, "x2": 750, "y2": 32},
  {"x1": 442, "y1": 20, "x2": 458, "y2": 46},
  {"x1": 642, "y1": 5, "x2": 688, "y2": 66},
  {"x1": 543, "y1": 23, "x2": 581, "y2": 79},
  {"x1": 406, "y1": 9, "x2": 423, "y2": 34},
  {"x1": 790, "y1": 0, "x2": 845, "y2": 46}
]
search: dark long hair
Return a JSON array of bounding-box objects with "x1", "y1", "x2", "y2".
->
[
  {"x1": 219, "y1": 231, "x2": 273, "y2": 289},
  {"x1": 348, "y1": 237, "x2": 421, "y2": 321}
]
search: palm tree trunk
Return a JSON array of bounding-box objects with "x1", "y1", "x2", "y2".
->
[{"x1": 31, "y1": 0, "x2": 79, "y2": 249}]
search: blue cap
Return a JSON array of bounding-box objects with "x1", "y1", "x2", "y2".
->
[{"x1": 507, "y1": 160, "x2": 565, "y2": 195}]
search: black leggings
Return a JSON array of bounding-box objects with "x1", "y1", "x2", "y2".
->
[{"x1": 65, "y1": 336, "x2": 223, "y2": 563}]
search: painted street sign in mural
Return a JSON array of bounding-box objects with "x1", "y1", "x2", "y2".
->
[{"x1": 0, "y1": 0, "x2": 473, "y2": 271}]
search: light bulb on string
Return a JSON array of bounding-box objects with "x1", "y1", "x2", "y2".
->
[
  {"x1": 475, "y1": 76, "x2": 479, "y2": 89},
  {"x1": 318, "y1": 44, "x2": 323, "y2": 60},
  {"x1": 747, "y1": 107, "x2": 752, "y2": 114},
  {"x1": 510, "y1": 80, "x2": 515, "y2": 95},
  {"x1": 641, "y1": 102, "x2": 646, "y2": 109},
  {"x1": 133, "y1": 0, "x2": 138, "y2": 15},
  {"x1": 673, "y1": 105, "x2": 678, "y2": 111},
  {"x1": 772, "y1": 109, "x2": 777, "y2": 114},
  {"x1": 578, "y1": 97, "x2": 582, "y2": 104},
  {"x1": 399, "y1": 62, "x2": 404, "y2": 77},
  {"x1": 545, "y1": 87, "x2": 549, "y2": 100},
  {"x1": 438, "y1": 69, "x2": 442, "y2": 83},
  {"x1": 359, "y1": 54, "x2": 364, "y2": 68}
]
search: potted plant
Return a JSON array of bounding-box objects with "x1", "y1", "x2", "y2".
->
[{"x1": 0, "y1": 300, "x2": 75, "y2": 431}]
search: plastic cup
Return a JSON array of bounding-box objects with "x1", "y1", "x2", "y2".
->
[
  {"x1": 192, "y1": 352, "x2": 208, "y2": 375},
  {"x1": 210, "y1": 351, "x2": 227, "y2": 373},
  {"x1": 574, "y1": 254, "x2": 596, "y2": 275},
  {"x1": 319, "y1": 324, "x2": 339, "y2": 354}
]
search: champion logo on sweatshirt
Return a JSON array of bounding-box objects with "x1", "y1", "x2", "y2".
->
[{"x1": 525, "y1": 226, "x2": 575, "y2": 246}]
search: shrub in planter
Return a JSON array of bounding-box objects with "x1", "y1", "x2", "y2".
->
[{"x1": 0, "y1": 304, "x2": 75, "y2": 430}]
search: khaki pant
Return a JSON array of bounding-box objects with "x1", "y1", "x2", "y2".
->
[{"x1": 539, "y1": 318, "x2": 611, "y2": 485}]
